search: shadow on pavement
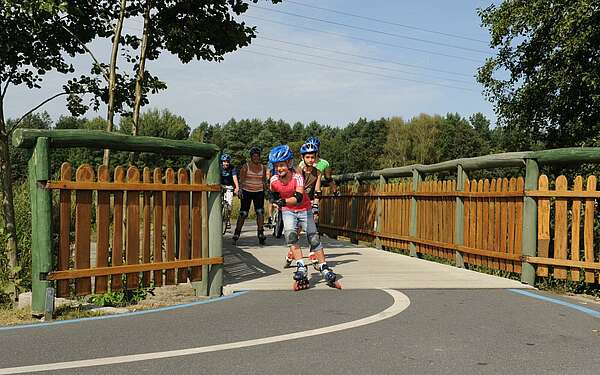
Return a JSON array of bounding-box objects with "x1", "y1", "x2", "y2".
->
[{"x1": 223, "y1": 242, "x2": 280, "y2": 285}]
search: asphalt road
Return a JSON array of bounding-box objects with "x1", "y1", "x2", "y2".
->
[{"x1": 1, "y1": 288, "x2": 599, "y2": 375}]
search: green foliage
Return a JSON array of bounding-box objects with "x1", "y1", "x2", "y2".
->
[
  {"x1": 0, "y1": 182, "x2": 32, "y2": 301},
  {"x1": 536, "y1": 275, "x2": 600, "y2": 298},
  {"x1": 65, "y1": 0, "x2": 282, "y2": 120},
  {"x1": 119, "y1": 108, "x2": 191, "y2": 168},
  {"x1": 89, "y1": 287, "x2": 154, "y2": 307},
  {"x1": 477, "y1": 0, "x2": 600, "y2": 150},
  {"x1": 0, "y1": 1, "x2": 108, "y2": 95},
  {"x1": 8, "y1": 112, "x2": 53, "y2": 182}
]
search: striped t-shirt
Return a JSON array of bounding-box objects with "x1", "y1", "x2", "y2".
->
[
  {"x1": 241, "y1": 163, "x2": 264, "y2": 192},
  {"x1": 270, "y1": 172, "x2": 311, "y2": 211}
]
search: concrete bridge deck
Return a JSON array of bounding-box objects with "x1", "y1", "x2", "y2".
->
[{"x1": 223, "y1": 224, "x2": 531, "y2": 294}]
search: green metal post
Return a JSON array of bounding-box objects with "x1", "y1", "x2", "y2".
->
[
  {"x1": 29, "y1": 137, "x2": 52, "y2": 316},
  {"x1": 374, "y1": 175, "x2": 386, "y2": 249},
  {"x1": 409, "y1": 169, "x2": 422, "y2": 257},
  {"x1": 454, "y1": 165, "x2": 467, "y2": 268},
  {"x1": 350, "y1": 178, "x2": 359, "y2": 244},
  {"x1": 206, "y1": 154, "x2": 223, "y2": 296},
  {"x1": 521, "y1": 158, "x2": 539, "y2": 285}
]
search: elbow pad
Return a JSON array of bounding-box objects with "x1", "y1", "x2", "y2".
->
[
  {"x1": 293, "y1": 191, "x2": 304, "y2": 204},
  {"x1": 314, "y1": 191, "x2": 322, "y2": 198}
]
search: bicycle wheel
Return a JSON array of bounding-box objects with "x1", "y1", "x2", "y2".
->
[
  {"x1": 274, "y1": 209, "x2": 284, "y2": 238},
  {"x1": 271, "y1": 209, "x2": 278, "y2": 237},
  {"x1": 222, "y1": 203, "x2": 230, "y2": 235}
]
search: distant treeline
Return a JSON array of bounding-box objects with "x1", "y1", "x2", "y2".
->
[{"x1": 9, "y1": 109, "x2": 529, "y2": 181}]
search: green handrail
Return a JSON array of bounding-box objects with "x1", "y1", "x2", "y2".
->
[{"x1": 334, "y1": 147, "x2": 600, "y2": 182}]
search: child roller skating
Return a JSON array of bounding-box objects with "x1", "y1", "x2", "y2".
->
[{"x1": 268, "y1": 144, "x2": 342, "y2": 291}]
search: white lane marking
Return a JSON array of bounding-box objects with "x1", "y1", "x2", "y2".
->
[{"x1": 0, "y1": 289, "x2": 409, "y2": 374}]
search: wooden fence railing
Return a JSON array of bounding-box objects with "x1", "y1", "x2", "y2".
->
[
  {"x1": 49, "y1": 163, "x2": 222, "y2": 297},
  {"x1": 14, "y1": 129, "x2": 223, "y2": 317},
  {"x1": 320, "y1": 172, "x2": 600, "y2": 285}
]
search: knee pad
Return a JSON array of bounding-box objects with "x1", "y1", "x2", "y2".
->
[
  {"x1": 308, "y1": 232, "x2": 322, "y2": 250},
  {"x1": 239, "y1": 211, "x2": 248, "y2": 219},
  {"x1": 255, "y1": 208, "x2": 265, "y2": 215},
  {"x1": 285, "y1": 230, "x2": 299, "y2": 245}
]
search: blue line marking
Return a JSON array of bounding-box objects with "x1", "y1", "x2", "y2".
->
[
  {"x1": 509, "y1": 289, "x2": 600, "y2": 319},
  {"x1": 0, "y1": 291, "x2": 248, "y2": 332}
]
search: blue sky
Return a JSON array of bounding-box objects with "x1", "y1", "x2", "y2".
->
[{"x1": 5, "y1": 0, "x2": 497, "y2": 129}]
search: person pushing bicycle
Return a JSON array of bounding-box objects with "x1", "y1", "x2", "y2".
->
[{"x1": 220, "y1": 153, "x2": 239, "y2": 232}]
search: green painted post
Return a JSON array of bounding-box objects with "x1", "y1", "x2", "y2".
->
[
  {"x1": 190, "y1": 160, "x2": 208, "y2": 297},
  {"x1": 374, "y1": 175, "x2": 386, "y2": 249},
  {"x1": 521, "y1": 158, "x2": 539, "y2": 285},
  {"x1": 454, "y1": 165, "x2": 467, "y2": 268},
  {"x1": 206, "y1": 154, "x2": 223, "y2": 296},
  {"x1": 350, "y1": 178, "x2": 359, "y2": 244},
  {"x1": 409, "y1": 169, "x2": 422, "y2": 257},
  {"x1": 29, "y1": 137, "x2": 52, "y2": 316}
]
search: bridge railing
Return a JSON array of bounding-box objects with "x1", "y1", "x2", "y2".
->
[
  {"x1": 13, "y1": 129, "x2": 223, "y2": 316},
  {"x1": 320, "y1": 148, "x2": 600, "y2": 286}
]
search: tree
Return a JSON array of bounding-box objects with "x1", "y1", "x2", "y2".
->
[
  {"x1": 8, "y1": 112, "x2": 53, "y2": 182},
  {"x1": 54, "y1": 116, "x2": 108, "y2": 172},
  {"x1": 120, "y1": 109, "x2": 190, "y2": 168},
  {"x1": 477, "y1": 0, "x2": 600, "y2": 149},
  {"x1": 410, "y1": 114, "x2": 441, "y2": 165},
  {"x1": 435, "y1": 113, "x2": 488, "y2": 162},
  {"x1": 67, "y1": 0, "x2": 283, "y2": 165},
  {"x1": 0, "y1": 1, "x2": 107, "y2": 283},
  {"x1": 381, "y1": 117, "x2": 412, "y2": 168}
]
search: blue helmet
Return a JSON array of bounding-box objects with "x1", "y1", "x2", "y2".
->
[
  {"x1": 249, "y1": 147, "x2": 261, "y2": 157},
  {"x1": 305, "y1": 136, "x2": 320, "y2": 149},
  {"x1": 220, "y1": 153, "x2": 231, "y2": 162},
  {"x1": 299, "y1": 142, "x2": 319, "y2": 155},
  {"x1": 268, "y1": 145, "x2": 294, "y2": 164}
]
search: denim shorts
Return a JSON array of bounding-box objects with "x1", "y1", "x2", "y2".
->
[{"x1": 282, "y1": 209, "x2": 322, "y2": 251}]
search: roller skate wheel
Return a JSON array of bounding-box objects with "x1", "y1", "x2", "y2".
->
[{"x1": 334, "y1": 280, "x2": 342, "y2": 289}]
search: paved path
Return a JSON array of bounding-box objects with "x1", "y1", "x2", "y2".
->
[
  {"x1": 224, "y1": 224, "x2": 530, "y2": 293},
  {"x1": 1, "y1": 225, "x2": 599, "y2": 374}
]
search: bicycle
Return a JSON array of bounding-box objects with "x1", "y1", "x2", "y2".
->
[{"x1": 222, "y1": 186, "x2": 234, "y2": 235}]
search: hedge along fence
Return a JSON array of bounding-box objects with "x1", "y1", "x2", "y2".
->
[
  {"x1": 13, "y1": 129, "x2": 223, "y2": 317},
  {"x1": 320, "y1": 148, "x2": 600, "y2": 286}
]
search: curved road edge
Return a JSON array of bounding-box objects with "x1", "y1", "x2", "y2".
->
[{"x1": 0, "y1": 289, "x2": 410, "y2": 375}]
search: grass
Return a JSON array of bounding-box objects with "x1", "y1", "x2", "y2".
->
[
  {"x1": 0, "y1": 306, "x2": 34, "y2": 326},
  {"x1": 54, "y1": 305, "x2": 107, "y2": 320},
  {"x1": 0, "y1": 303, "x2": 109, "y2": 327}
]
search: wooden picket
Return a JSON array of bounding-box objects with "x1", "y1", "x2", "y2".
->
[
  {"x1": 49, "y1": 163, "x2": 222, "y2": 297},
  {"x1": 529, "y1": 175, "x2": 599, "y2": 283},
  {"x1": 74, "y1": 165, "x2": 93, "y2": 295}
]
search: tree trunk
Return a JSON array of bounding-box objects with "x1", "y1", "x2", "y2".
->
[
  {"x1": 132, "y1": 0, "x2": 151, "y2": 138},
  {"x1": 103, "y1": 0, "x2": 128, "y2": 166},
  {"x1": 0, "y1": 97, "x2": 18, "y2": 301},
  {"x1": 129, "y1": 0, "x2": 152, "y2": 164}
]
